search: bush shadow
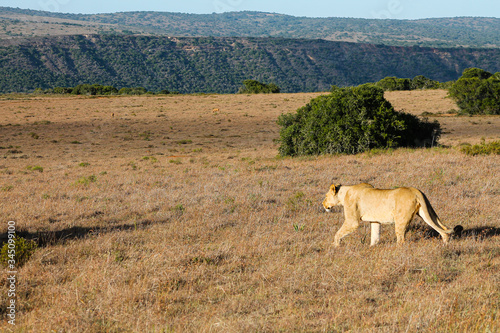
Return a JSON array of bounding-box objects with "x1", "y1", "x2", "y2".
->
[{"x1": 0, "y1": 219, "x2": 164, "y2": 248}]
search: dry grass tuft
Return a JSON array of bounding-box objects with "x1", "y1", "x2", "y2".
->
[{"x1": 0, "y1": 92, "x2": 499, "y2": 332}]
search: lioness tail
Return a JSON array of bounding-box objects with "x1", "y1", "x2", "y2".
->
[{"x1": 415, "y1": 190, "x2": 453, "y2": 235}]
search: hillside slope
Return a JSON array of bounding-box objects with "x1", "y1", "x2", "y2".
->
[
  {"x1": 1, "y1": 7, "x2": 500, "y2": 48},
  {"x1": 1, "y1": 35, "x2": 499, "y2": 94}
]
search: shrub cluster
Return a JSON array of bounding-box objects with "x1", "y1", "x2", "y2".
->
[
  {"x1": 448, "y1": 68, "x2": 500, "y2": 115},
  {"x1": 460, "y1": 140, "x2": 500, "y2": 156},
  {"x1": 375, "y1": 75, "x2": 441, "y2": 91},
  {"x1": 36, "y1": 84, "x2": 176, "y2": 96},
  {"x1": 238, "y1": 80, "x2": 280, "y2": 94},
  {"x1": 277, "y1": 84, "x2": 441, "y2": 156},
  {"x1": 0, "y1": 236, "x2": 37, "y2": 268},
  {"x1": 71, "y1": 84, "x2": 118, "y2": 95}
]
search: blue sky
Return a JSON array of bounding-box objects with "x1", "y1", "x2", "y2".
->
[{"x1": 3, "y1": 0, "x2": 500, "y2": 19}]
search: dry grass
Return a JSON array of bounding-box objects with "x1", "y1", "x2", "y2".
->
[
  {"x1": 0, "y1": 12, "x2": 124, "y2": 39},
  {"x1": 386, "y1": 89, "x2": 500, "y2": 147},
  {"x1": 0, "y1": 91, "x2": 499, "y2": 332}
]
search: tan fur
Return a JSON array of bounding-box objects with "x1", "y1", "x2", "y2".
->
[{"x1": 323, "y1": 183, "x2": 454, "y2": 246}]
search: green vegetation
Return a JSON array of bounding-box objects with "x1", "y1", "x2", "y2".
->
[
  {"x1": 375, "y1": 75, "x2": 441, "y2": 91},
  {"x1": 26, "y1": 165, "x2": 44, "y2": 172},
  {"x1": 238, "y1": 80, "x2": 280, "y2": 94},
  {"x1": 142, "y1": 156, "x2": 158, "y2": 163},
  {"x1": 1, "y1": 35, "x2": 499, "y2": 94},
  {"x1": 171, "y1": 204, "x2": 185, "y2": 213},
  {"x1": 74, "y1": 175, "x2": 98, "y2": 186},
  {"x1": 29, "y1": 132, "x2": 39, "y2": 139},
  {"x1": 375, "y1": 77, "x2": 411, "y2": 91},
  {"x1": 0, "y1": 236, "x2": 37, "y2": 268},
  {"x1": 2, "y1": 7, "x2": 500, "y2": 48},
  {"x1": 139, "y1": 131, "x2": 153, "y2": 141},
  {"x1": 277, "y1": 84, "x2": 441, "y2": 156},
  {"x1": 39, "y1": 83, "x2": 170, "y2": 96},
  {"x1": 118, "y1": 87, "x2": 149, "y2": 95},
  {"x1": 70, "y1": 84, "x2": 117, "y2": 95},
  {"x1": 448, "y1": 68, "x2": 500, "y2": 115},
  {"x1": 460, "y1": 140, "x2": 500, "y2": 156}
]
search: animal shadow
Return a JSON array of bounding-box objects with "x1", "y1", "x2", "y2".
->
[
  {"x1": 409, "y1": 223, "x2": 500, "y2": 241},
  {"x1": 456, "y1": 226, "x2": 500, "y2": 240}
]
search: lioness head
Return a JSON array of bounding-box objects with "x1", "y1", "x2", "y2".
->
[{"x1": 323, "y1": 184, "x2": 341, "y2": 212}]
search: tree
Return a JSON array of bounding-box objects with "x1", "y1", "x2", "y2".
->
[
  {"x1": 238, "y1": 80, "x2": 280, "y2": 94},
  {"x1": 119, "y1": 87, "x2": 148, "y2": 95},
  {"x1": 277, "y1": 84, "x2": 441, "y2": 156},
  {"x1": 99, "y1": 85, "x2": 119, "y2": 95},
  {"x1": 460, "y1": 67, "x2": 492, "y2": 80},
  {"x1": 53, "y1": 86, "x2": 73, "y2": 94},
  {"x1": 71, "y1": 84, "x2": 118, "y2": 95},
  {"x1": 411, "y1": 75, "x2": 440, "y2": 90},
  {"x1": 375, "y1": 77, "x2": 411, "y2": 91},
  {"x1": 448, "y1": 68, "x2": 500, "y2": 115},
  {"x1": 71, "y1": 84, "x2": 96, "y2": 95}
]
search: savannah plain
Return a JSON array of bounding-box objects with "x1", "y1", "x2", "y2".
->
[{"x1": 0, "y1": 89, "x2": 499, "y2": 332}]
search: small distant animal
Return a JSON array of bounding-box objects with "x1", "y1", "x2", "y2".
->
[
  {"x1": 212, "y1": 108, "x2": 219, "y2": 113},
  {"x1": 323, "y1": 183, "x2": 461, "y2": 246}
]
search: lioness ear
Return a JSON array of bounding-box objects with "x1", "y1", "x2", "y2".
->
[{"x1": 331, "y1": 184, "x2": 342, "y2": 193}]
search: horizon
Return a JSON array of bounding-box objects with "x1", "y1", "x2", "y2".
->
[
  {"x1": 2, "y1": 6, "x2": 500, "y2": 21},
  {"x1": 2, "y1": 0, "x2": 500, "y2": 20},
  {"x1": 0, "y1": 6, "x2": 500, "y2": 21}
]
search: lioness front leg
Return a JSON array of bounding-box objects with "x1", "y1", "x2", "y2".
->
[
  {"x1": 370, "y1": 222, "x2": 381, "y2": 246},
  {"x1": 334, "y1": 220, "x2": 359, "y2": 246}
]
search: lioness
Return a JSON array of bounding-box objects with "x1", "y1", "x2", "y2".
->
[{"x1": 323, "y1": 183, "x2": 455, "y2": 246}]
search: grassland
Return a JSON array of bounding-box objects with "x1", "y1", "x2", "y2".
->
[
  {"x1": 0, "y1": 11, "x2": 133, "y2": 38},
  {"x1": 0, "y1": 90, "x2": 499, "y2": 332}
]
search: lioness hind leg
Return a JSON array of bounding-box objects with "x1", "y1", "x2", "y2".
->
[{"x1": 394, "y1": 218, "x2": 411, "y2": 244}]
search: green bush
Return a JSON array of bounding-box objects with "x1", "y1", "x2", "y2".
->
[
  {"x1": 448, "y1": 68, "x2": 500, "y2": 115},
  {"x1": 460, "y1": 67, "x2": 492, "y2": 80},
  {"x1": 460, "y1": 140, "x2": 500, "y2": 156},
  {"x1": 411, "y1": 75, "x2": 440, "y2": 90},
  {"x1": 277, "y1": 84, "x2": 441, "y2": 156},
  {"x1": 26, "y1": 165, "x2": 44, "y2": 172},
  {"x1": 119, "y1": 87, "x2": 148, "y2": 95},
  {"x1": 53, "y1": 86, "x2": 73, "y2": 94},
  {"x1": 74, "y1": 175, "x2": 98, "y2": 185},
  {"x1": 374, "y1": 75, "x2": 440, "y2": 91},
  {"x1": 375, "y1": 77, "x2": 411, "y2": 91},
  {"x1": 37, "y1": 84, "x2": 162, "y2": 95},
  {"x1": 72, "y1": 84, "x2": 118, "y2": 95},
  {"x1": 238, "y1": 80, "x2": 280, "y2": 94},
  {"x1": 0, "y1": 236, "x2": 37, "y2": 267}
]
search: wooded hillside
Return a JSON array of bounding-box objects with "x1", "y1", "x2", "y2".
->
[
  {"x1": 1, "y1": 7, "x2": 500, "y2": 48},
  {"x1": 1, "y1": 35, "x2": 500, "y2": 94}
]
